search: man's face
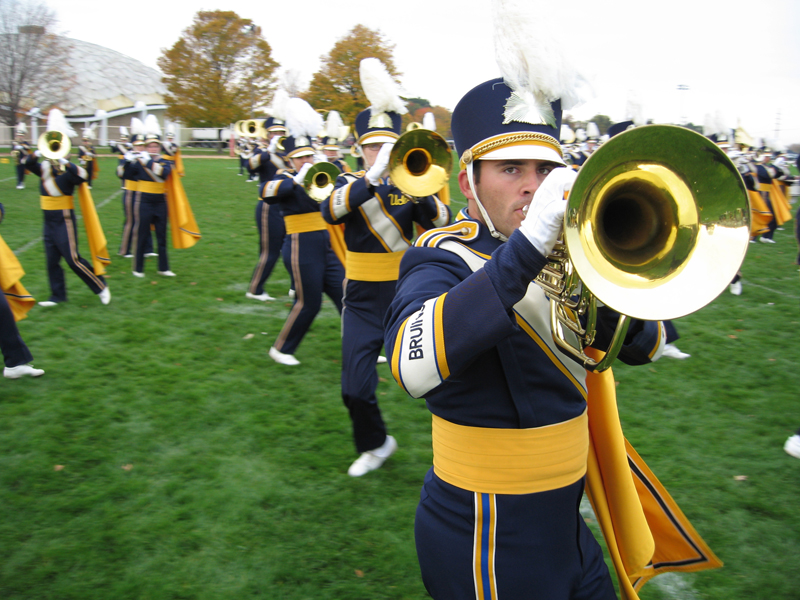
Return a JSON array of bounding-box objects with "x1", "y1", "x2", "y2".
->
[
  {"x1": 324, "y1": 148, "x2": 338, "y2": 159},
  {"x1": 291, "y1": 155, "x2": 314, "y2": 171},
  {"x1": 133, "y1": 143, "x2": 145, "y2": 153},
  {"x1": 361, "y1": 143, "x2": 382, "y2": 169},
  {"x1": 146, "y1": 142, "x2": 161, "y2": 154},
  {"x1": 458, "y1": 159, "x2": 561, "y2": 238}
]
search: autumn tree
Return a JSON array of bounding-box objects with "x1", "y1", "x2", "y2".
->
[
  {"x1": 0, "y1": 0, "x2": 71, "y2": 126},
  {"x1": 158, "y1": 11, "x2": 279, "y2": 127},
  {"x1": 302, "y1": 24, "x2": 399, "y2": 125}
]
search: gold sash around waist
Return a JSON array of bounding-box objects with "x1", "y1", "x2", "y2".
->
[
  {"x1": 124, "y1": 180, "x2": 138, "y2": 191},
  {"x1": 138, "y1": 180, "x2": 166, "y2": 194},
  {"x1": 40, "y1": 195, "x2": 74, "y2": 210},
  {"x1": 345, "y1": 250, "x2": 405, "y2": 282},
  {"x1": 284, "y1": 212, "x2": 326, "y2": 234},
  {"x1": 432, "y1": 410, "x2": 589, "y2": 495}
]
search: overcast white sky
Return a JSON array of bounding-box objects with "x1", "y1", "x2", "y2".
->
[{"x1": 53, "y1": 0, "x2": 800, "y2": 144}]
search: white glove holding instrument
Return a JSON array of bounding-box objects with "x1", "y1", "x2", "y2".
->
[
  {"x1": 365, "y1": 142, "x2": 394, "y2": 186},
  {"x1": 267, "y1": 136, "x2": 280, "y2": 154},
  {"x1": 124, "y1": 152, "x2": 136, "y2": 161},
  {"x1": 293, "y1": 162, "x2": 312, "y2": 185},
  {"x1": 519, "y1": 167, "x2": 577, "y2": 256}
]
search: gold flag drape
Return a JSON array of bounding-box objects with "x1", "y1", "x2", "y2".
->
[
  {"x1": 583, "y1": 347, "x2": 722, "y2": 599},
  {"x1": 0, "y1": 234, "x2": 35, "y2": 321},
  {"x1": 164, "y1": 173, "x2": 201, "y2": 249},
  {"x1": 77, "y1": 183, "x2": 111, "y2": 276}
]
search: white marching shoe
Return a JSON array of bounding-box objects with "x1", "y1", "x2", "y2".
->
[
  {"x1": 246, "y1": 292, "x2": 274, "y2": 301},
  {"x1": 269, "y1": 346, "x2": 300, "y2": 366},
  {"x1": 99, "y1": 287, "x2": 111, "y2": 305},
  {"x1": 4, "y1": 364, "x2": 44, "y2": 379},
  {"x1": 157, "y1": 270, "x2": 176, "y2": 277},
  {"x1": 132, "y1": 271, "x2": 145, "y2": 278},
  {"x1": 784, "y1": 435, "x2": 800, "y2": 459},
  {"x1": 662, "y1": 343, "x2": 690, "y2": 360},
  {"x1": 729, "y1": 281, "x2": 742, "y2": 296},
  {"x1": 348, "y1": 435, "x2": 398, "y2": 477}
]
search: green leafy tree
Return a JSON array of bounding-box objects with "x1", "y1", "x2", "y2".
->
[
  {"x1": 158, "y1": 11, "x2": 279, "y2": 127},
  {"x1": 302, "y1": 24, "x2": 399, "y2": 125}
]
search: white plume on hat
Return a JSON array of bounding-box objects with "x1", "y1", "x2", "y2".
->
[
  {"x1": 492, "y1": 0, "x2": 592, "y2": 127},
  {"x1": 422, "y1": 111, "x2": 436, "y2": 131},
  {"x1": 586, "y1": 122, "x2": 600, "y2": 139},
  {"x1": 130, "y1": 118, "x2": 145, "y2": 137},
  {"x1": 119, "y1": 125, "x2": 129, "y2": 137},
  {"x1": 702, "y1": 113, "x2": 714, "y2": 136},
  {"x1": 560, "y1": 123, "x2": 575, "y2": 144},
  {"x1": 47, "y1": 109, "x2": 76, "y2": 137},
  {"x1": 360, "y1": 58, "x2": 408, "y2": 116},
  {"x1": 714, "y1": 110, "x2": 729, "y2": 138},
  {"x1": 575, "y1": 128, "x2": 587, "y2": 142},
  {"x1": 625, "y1": 91, "x2": 645, "y2": 126},
  {"x1": 144, "y1": 114, "x2": 161, "y2": 137},
  {"x1": 326, "y1": 110, "x2": 344, "y2": 140},
  {"x1": 15, "y1": 122, "x2": 27, "y2": 135},
  {"x1": 285, "y1": 97, "x2": 323, "y2": 139},
  {"x1": 270, "y1": 89, "x2": 291, "y2": 121}
]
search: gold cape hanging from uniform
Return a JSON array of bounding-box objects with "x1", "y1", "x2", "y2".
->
[
  {"x1": 77, "y1": 183, "x2": 111, "y2": 276},
  {"x1": 583, "y1": 347, "x2": 722, "y2": 599},
  {"x1": 0, "y1": 234, "x2": 35, "y2": 321},
  {"x1": 768, "y1": 182, "x2": 792, "y2": 225},
  {"x1": 749, "y1": 190, "x2": 772, "y2": 237},
  {"x1": 164, "y1": 171, "x2": 201, "y2": 249}
]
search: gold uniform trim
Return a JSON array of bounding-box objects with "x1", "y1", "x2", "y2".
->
[
  {"x1": 40, "y1": 195, "x2": 74, "y2": 210},
  {"x1": 284, "y1": 212, "x2": 327, "y2": 234},
  {"x1": 124, "y1": 180, "x2": 138, "y2": 191},
  {"x1": 345, "y1": 250, "x2": 405, "y2": 281},
  {"x1": 138, "y1": 181, "x2": 166, "y2": 194},
  {"x1": 460, "y1": 132, "x2": 563, "y2": 168},
  {"x1": 432, "y1": 410, "x2": 588, "y2": 495}
]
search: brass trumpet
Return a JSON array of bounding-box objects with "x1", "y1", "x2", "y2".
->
[
  {"x1": 304, "y1": 162, "x2": 341, "y2": 202},
  {"x1": 37, "y1": 130, "x2": 71, "y2": 170},
  {"x1": 388, "y1": 129, "x2": 453, "y2": 198},
  {"x1": 536, "y1": 124, "x2": 750, "y2": 371}
]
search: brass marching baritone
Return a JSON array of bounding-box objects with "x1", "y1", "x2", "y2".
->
[
  {"x1": 388, "y1": 128, "x2": 453, "y2": 200},
  {"x1": 37, "y1": 130, "x2": 72, "y2": 171},
  {"x1": 304, "y1": 162, "x2": 341, "y2": 202},
  {"x1": 534, "y1": 124, "x2": 750, "y2": 372}
]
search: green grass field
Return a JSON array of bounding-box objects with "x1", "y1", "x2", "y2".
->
[{"x1": 1, "y1": 155, "x2": 799, "y2": 599}]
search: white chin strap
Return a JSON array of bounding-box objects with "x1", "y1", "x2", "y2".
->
[{"x1": 466, "y1": 161, "x2": 508, "y2": 242}]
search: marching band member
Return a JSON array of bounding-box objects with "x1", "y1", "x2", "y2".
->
[
  {"x1": 117, "y1": 121, "x2": 153, "y2": 258},
  {"x1": 320, "y1": 110, "x2": 351, "y2": 174},
  {"x1": 384, "y1": 2, "x2": 720, "y2": 596},
  {"x1": 245, "y1": 115, "x2": 288, "y2": 302},
  {"x1": 129, "y1": 116, "x2": 174, "y2": 277},
  {"x1": 26, "y1": 110, "x2": 111, "y2": 307},
  {"x1": 321, "y1": 58, "x2": 451, "y2": 477},
  {"x1": 261, "y1": 98, "x2": 344, "y2": 366},
  {"x1": 78, "y1": 126, "x2": 98, "y2": 189},
  {"x1": 160, "y1": 122, "x2": 201, "y2": 254},
  {"x1": 0, "y1": 202, "x2": 43, "y2": 379},
  {"x1": 12, "y1": 122, "x2": 31, "y2": 190}
]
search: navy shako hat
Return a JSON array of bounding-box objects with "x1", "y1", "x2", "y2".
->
[
  {"x1": 265, "y1": 117, "x2": 287, "y2": 134},
  {"x1": 607, "y1": 120, "x2": 635, "y2": 138},
  {"x1": 354, "y1": 108, "x2": 402, "y2": 146},
  {"x1": 281, "y1": 135, "x2": 315, "y2": 159},
  {"x1": 452, "y1": 78, "x2": 565, "y2": 169},
  {"x1": 320, "y1": 136, "x2": 340, "y2": 151}
]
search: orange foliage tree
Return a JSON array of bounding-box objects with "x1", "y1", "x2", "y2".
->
[
  {"x1": 158, "y1": 11, "x2": 279, "y2": 127},
  {"x1": 302, "y1": 25, "x2": 399, "y2": 125}
]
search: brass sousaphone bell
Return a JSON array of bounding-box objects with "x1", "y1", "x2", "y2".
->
[
  {"x1": 536, "y1": 124, "x2": 750, "y2": 371},
  {"x1": 388, "y1": 128, "x2": 453, "y2": 199}
]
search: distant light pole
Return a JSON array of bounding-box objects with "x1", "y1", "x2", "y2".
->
[{"x1": 677, "y1": 84, "x2": 689, "y2": 126}]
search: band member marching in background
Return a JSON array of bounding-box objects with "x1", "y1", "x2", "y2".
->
[
  {"x1": 320, "y1": 110, "x2": 351, "y2": 174},
  {"x1": 12, "y1": 122, "x2": 31, "y2": 190},
  {"x1": 261, "y1": 97, "x2": 345, "y2": 366},
  {"x1": 245, "y1": 90, "x2": 289, "y2": 302},
  {"x1": 117, "y1": 120, "x2": 153, "y2": 258},
  {"x1": 26, "y1": 109, "x2": 111, "y2": 307},
  {"x1": 78, "y1": 126, "x2": 98, "y2": 189},
  {"x1": 321, "y1": 57, "x2": 451, "y2": 477}
]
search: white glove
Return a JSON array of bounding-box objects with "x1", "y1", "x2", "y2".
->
[
  {"x1": 293, "y1": 162, "x2": 313, "y2": 185},
  {"x1": 366, "y1": 142, "x2": 394, "y2": 186},
  {"x1": 267, "y1": 136, "x2": 279, "y2": 153},
  {"x1": 34, "y1": 150, "x2": 41, "y2": 158},
  {"x1": 519, "y1": 167, "x2": 577, "y2": 256},
  {"x1": 138, "y1": 151, "x2": 151, "y2": 162},
  {"x1": 58, "y1": 157, "x2": 69, "y2": 166},
  {"x1": 124, "y1": 152, "x2": 136, "y2": 161}
]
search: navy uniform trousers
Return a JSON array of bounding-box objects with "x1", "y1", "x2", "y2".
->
[
  {"x1": 416, "y1": 470, "x2": 616, "y2": 600},
  {"x1": 43, "y1": 208, "x2": 105, "y2": 302},
  {"x1": 341, "y1": 279, "x2": 396, "y2": 453},
  {"x1": 16, "y1": 163, "x2": 26, "y2": 186},
  {"x1": 273, "y1": 230, "x2": 343, "y2": 355},
  {"x1": 248, "y1": 200, "x2": 286, "y2": 296},
  {"x1": 132, "y1": 192, "x2": 169, "y2": 273},
  {"x1": 0, "y1": 292, "x2": 33, "y2": 368}
]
